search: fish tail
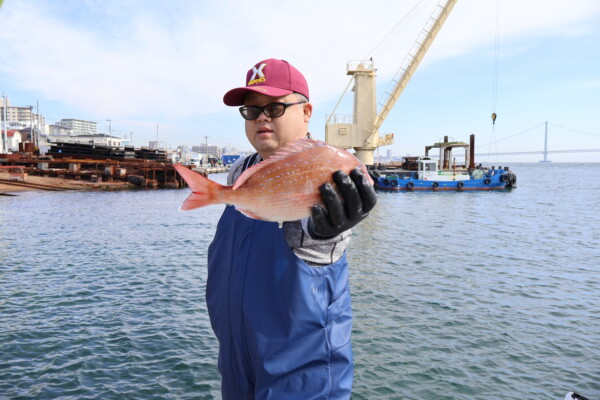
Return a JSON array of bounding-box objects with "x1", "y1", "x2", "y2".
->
[
  {"x1": 174, "y1": 165, "x2": 222, "y2": 211},
  {"x1": 181, "y1": 191, "x2": 216, "y2": 210}
]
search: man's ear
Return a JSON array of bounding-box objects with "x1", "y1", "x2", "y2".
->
[{"x1": 303, "y1": 103, "x2": 313, "y2": 122}]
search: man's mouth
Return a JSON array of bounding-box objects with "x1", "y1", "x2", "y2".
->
[{"x1": 257, "y1": 127, "x2": 273, "y2": 137}]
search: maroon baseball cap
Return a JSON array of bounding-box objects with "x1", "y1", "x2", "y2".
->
[{"x1": 223, "y1": 58, "x2": 309, "y2": 106}]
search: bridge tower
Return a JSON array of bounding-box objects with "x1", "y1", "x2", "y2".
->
[{"x1": 540, "y1": 121, "x2": 551, "y2": 163}]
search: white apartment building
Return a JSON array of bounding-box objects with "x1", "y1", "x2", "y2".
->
[
  {"x1": 1, "y1": 102, "x2": 45, "y2": 131},
  {"x1": 56, "y1": 119, "x2": 97, "y2": 136}
]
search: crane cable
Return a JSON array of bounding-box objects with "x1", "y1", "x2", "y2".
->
[
  {"x1": 363, "y1": 0, "x2": 433, "y2": 62},
  {"x1": 325, "y1": 78, "x2": 354, "y2": 125},
  {"x1": 327, "y1": 0, "x2": 433, "y2": 125},
  {"x1": 491, "y1": 0, "x2": 500, "y2": 123},
  {"x1": 488, "y1": 0, "x2": 501, "y2": 162}
]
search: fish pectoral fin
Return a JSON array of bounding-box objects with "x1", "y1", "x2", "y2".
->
[{"x1": 236, "y1": 207, "x2": 263, "y2": 220}]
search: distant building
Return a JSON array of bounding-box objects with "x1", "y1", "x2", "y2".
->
[
  {"x1": 5, "y1": 130, "x2": 23, "y2": 152},
  {"x1": 46, "y1": 124, "x2": 73, "y2": 136},
  {"x1": 192, "y1": 144, "x2": 222, "y2": 158},
  {"x1": 1, "y1": 100, "x2": 45, "y2": 131},
  {"x1": 222, "y1": 145, "x2": 240, "y2": 155},
  {"x1": 165, "y1": 149, "x2": 178, "y2": 164},
  {"x1": 56, "y1": 119, "x2": 97, "y2": 136},
  {"x1": 47, "y1": 133, "x2": 122, "y2": 147},
  {"x1": 16, "y1": 127, "x2": 33, "y2": 142}
]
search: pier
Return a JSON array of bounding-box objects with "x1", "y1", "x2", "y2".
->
[
  {"x1": 0, "y1": 142, "x2": 184, "y2": 192},
  {"x1": 0, "y1": 141, "x2": 232, "y2": 194}
]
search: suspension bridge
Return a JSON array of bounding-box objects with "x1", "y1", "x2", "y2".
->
[
  {"x1": 475, "y1": 148, "x2": 600, "y2": 157},
  {"x1": 466, "y1": 121, "x2": 599, "y2": 161}
]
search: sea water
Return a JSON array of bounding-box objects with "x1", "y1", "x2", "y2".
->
[{"x1": 1, "y1": 163, "x2": 599, "y2": 399}]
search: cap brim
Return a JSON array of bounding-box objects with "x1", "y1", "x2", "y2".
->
[{"x1": 223, "y1": 86, "x2": 294, "y2": 106}]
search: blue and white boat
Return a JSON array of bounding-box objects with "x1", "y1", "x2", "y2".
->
[
  {"x1": 371, "y1": 135, "x2": 517, "y2": 192},
  {"x1": 374, "y1": 158, "x2": 516, "y2": 191}
]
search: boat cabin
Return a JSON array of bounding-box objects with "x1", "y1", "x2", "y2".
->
[
  {"x1": 416, "y1": 158, "x2": 438, "y2": 180},
  {"x1": 416, "y1": 158, "x2": 470, "y2": 182}
]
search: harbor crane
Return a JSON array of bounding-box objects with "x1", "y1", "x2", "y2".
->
[{"x1": 325, "y1": 0, "x2": 457, "y2": 165}]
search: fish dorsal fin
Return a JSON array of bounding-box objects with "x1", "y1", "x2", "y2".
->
[{"x1": 233, "y1": 138, "x2": 326, "y2": 190}]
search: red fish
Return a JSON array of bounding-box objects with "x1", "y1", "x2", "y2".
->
[{"x1": 173, "y1": 138, "x2": 372, "y2": 223}]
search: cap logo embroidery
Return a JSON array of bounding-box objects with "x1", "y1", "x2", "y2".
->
[{"x1": 247, "y1": 63, "x2": 267, "y2": 86}]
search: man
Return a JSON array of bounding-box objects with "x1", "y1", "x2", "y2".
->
[{"x1": 207, "y1": 58, "x2": 377, "y2": 399}]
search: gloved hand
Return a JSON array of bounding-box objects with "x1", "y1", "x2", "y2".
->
[{"x1": 307, "y1": 168, "x2": 377, "y2": 239}]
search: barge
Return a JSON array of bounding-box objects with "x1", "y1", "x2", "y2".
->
[
  {"x1": 370, "y1": 134, "x2": 517, "y2": 191},
  {"x1": 0, "y1": 141, "x2": 185, "y2": 191}
]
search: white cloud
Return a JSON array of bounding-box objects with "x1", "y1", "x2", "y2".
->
[{"x1": 1, "y1": 0, "x2": 599, "y2": 127}]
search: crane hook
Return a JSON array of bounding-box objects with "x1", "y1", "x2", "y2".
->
[{"x1": 491, "y1": 112, "x2": 497, "y2": 125}]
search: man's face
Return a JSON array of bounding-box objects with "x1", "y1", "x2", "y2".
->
[{"x1": 244, "y1": 92, "x2": 312, "y2": 159}]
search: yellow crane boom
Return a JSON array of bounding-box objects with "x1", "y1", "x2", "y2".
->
[
  {"x1": 326, "y1": 0, "x2": 457, "y2": 165},
  {"x1": 374, "y1": 0, "x2": 457, "y2": 133}
]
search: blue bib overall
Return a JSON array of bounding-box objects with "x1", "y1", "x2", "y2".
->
[{"x1": 207, "y1": 206, "x2": 353, "y2": 399}]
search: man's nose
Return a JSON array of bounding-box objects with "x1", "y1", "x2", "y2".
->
[{"x1": 256, "y1": 110, "x2": 271, "y2": 121}]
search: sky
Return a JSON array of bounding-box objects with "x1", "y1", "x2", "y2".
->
[{"x1": 1, "y1": 0, "x2": 600, "y2": 162}]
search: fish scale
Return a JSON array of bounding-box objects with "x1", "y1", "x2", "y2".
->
[{"x1": 174, "y1": 138, "x2": 372, "y2": 224}]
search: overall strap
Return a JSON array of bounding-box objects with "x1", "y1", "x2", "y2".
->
[{"x1": 241, "y1": 153, "x2": 260, "y2": 173}]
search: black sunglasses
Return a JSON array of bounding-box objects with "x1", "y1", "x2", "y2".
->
[{"x1": 239, "y1": 101, "x2": 306, "y2": 120}]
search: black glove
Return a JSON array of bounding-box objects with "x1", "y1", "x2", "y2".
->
[{"x1": 307, "y1": 167, "x2": 377, "y2": 239}]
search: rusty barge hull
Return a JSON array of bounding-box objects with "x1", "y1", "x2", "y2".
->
[{"x1": 0, "y1": 142, "x2": 186, "y2": 190}]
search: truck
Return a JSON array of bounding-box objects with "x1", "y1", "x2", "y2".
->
[
  {"x1": 222, "y1": 154, "x2": 241, "y2": 165},
  {"x1": 187, "y1": 158, "x2": 201, "y2": 167}
]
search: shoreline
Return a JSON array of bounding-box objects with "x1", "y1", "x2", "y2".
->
[
  {"x1": 0, "y1": 165, "x2": 229, "y2": 195},
  {"x1": 0, "y1": 183, "x2": 32, "y2": 194},
  {"x1": 0, "y1": 175, "x2": 135, "y2": 194}
]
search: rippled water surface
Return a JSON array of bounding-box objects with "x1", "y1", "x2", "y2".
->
[{"x1": 1, "y1": 163, "x2": 599, "y2": 399}]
